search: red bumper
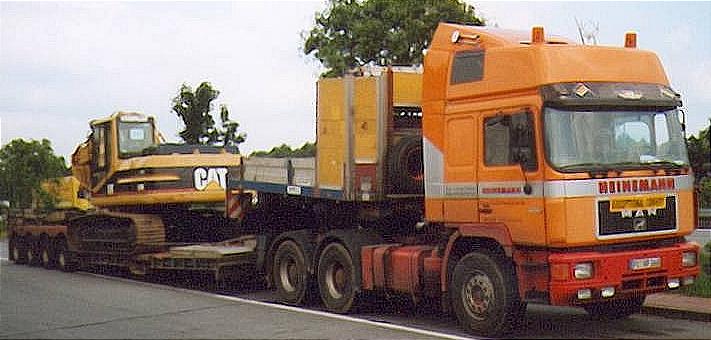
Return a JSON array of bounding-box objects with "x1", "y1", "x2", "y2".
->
[{"x1": 548, "y1": 241, "x2": 700, "y2": 306}]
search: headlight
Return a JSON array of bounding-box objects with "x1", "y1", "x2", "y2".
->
[
  {"x1": 682, "y1": 251, "x2": 697, "y2": 267},
  {"x1": 574, "y1": 262, "x2": 594, "y2": 279}
]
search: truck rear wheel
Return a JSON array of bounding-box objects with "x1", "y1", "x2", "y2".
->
[
  {"x1": 317, "y1": 242, "x2": 356, "y2": 313},
  {"x1": 450, "y1": 252, "x2": 520, "y2": 337},
  {"x1": 583, "y1": 296, "x2": 645, "y2": 320},
  {"x1": 273, "y1": 240, "x2": 310, "y2": 305}
]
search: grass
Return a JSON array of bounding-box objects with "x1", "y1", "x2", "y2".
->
[{"x1": 680, "y1": 242, "x2": 711, "y2": 298}]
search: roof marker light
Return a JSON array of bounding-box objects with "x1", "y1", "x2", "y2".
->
[
  {"x1": 625, "y1": 31, "x2": 637, "y2": 48},
  {"x1": 532, "y1": 26, "x2": 545, "y2": 44}
]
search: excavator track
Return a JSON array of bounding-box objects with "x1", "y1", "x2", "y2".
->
[{"x1": 67, "y1": 211, "x2": 167, "y2": 257}]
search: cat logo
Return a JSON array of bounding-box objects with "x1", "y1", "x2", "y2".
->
[{"x1": 193, "y1": 167, "x2": 228, "y2": 191}]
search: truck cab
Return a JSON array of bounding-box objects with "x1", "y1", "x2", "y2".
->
[{"x1": 422, "y1": 23, "x2": 699, "y2": 317}]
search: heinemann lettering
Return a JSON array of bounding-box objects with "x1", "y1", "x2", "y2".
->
[{"x1": 598, "y1": 178, "x2": 675, "y2": 195}]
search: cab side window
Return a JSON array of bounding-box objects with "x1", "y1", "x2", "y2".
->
[
  {"x1": 451, "y1": 50, "x2": 484, "y2": 84},
  {"x1": 484, "y1": 112, "x2": 537, "y2": 171}
]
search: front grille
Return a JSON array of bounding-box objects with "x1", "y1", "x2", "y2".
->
[{"x1": 598, "y1": 196, "x2": 676, "y2": 236}]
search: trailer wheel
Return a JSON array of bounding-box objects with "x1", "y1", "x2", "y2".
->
[
  {"x1": 317, "y1": 242, "x2": 357, "y2": 313},
  {"x1": 55, "y1": 239, "x2": 77, "y2": 272},
  {"x1": 9, "y1": 235, "x2": 22, "y2": 263},
  {"x1": 273, "y1": 240, "x2": 310, "y2": 305},
  {"x1": 583, "y1": 296, "x2": 645, "y2": 320},
  {"x1": 39, "y1": 237, "x2": 52, "y2": 269},
  {"x1": 26, "y1": 236, "x2": 40, "y2": 266},
  {"x1": 450, "y1": 252, "x2": 520, "y2": 337}
]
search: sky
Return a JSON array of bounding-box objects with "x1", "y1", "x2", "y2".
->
[{"x1": 0, "y1": 1, "x2": 710, "y2": 162}]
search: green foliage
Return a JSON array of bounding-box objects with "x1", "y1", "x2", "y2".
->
[
  {"x1": 172, "y1": 82, "x2": 246, "y2": 149},
  {"x1": 687, "y1": 126, "x2": 710, "y2": 207},
  {"x1": 250, "y1": 142, "x2": 316, "y2": 158},
  {"x1": 680, "y1": 242, "x2": 711, "y2": 298},
  {"x1": 0, "y1": 139, "x2": 68, "y2": 209},
  {"x1": 303, "y1": 0, "x2": 483, "y2": 77},
  {"x1": 687, "y1": 126, "x2": 709, "y2": 180}
]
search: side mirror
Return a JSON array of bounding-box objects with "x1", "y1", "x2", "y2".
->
[{"x1": 678, "y1": 108, "x2": 687, "y2": 134}]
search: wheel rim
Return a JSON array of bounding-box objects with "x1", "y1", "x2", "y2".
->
[
  {"x1": 462, "y1": 271, "x2": 495, "y2": 321},
  {"x1": 279, "y1": 256, "x2": 300, "y2": 293},
  {"x1": 325, "y1": 262, "x2": 346, "y2": 299},
  {"x1": 58, "y1": 251, "x2": 65, "y2": 268},
  {"x1": 27, "y1": 247, "x2": 34, "y2": 262}
]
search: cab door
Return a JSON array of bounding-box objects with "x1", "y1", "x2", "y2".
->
[
  {"x1": 477, "y1": 109, "x2": 546, "y2": 245},
  {"x1": 90, "y1": 122, "x2": 111, "y2": 190}
]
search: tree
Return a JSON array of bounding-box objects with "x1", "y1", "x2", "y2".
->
[
  {"x1": 250, "y1": 142, "x2": 316, "y2": 158},
  {"x1": 172, "y1": 82, "x2": 246, "y2": 149},
  {"x1": 0, "y1": 139, "x2": 68, "y2": 209},
  {"x1": 303, "y1": 0, "x2": 483, "y2": 77},
  {"x1": 687, "y1": 126, "x2": 710, "y2": 181},
  {"x1": 687, "y1": 125, "x2": 711, "y2": 207}
]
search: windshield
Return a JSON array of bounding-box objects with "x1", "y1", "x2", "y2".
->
[
  {"x1": 544, "y1": 108, "x2": 689, "y2": 171},
  {"x1": 118, "y1": 122, "x2": 155, "y2": 157}
]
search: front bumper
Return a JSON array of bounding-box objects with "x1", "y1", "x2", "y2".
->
[{"x1": 548, "y1": 241, "x2": 700, "y2": 305}]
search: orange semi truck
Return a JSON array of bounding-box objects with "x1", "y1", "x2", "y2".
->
[
  {"x1": 228, "y1": 23, "x2": 701, "y2": 336},
  {"x1": 9, "y1": 23, "x2": 702, "y2": 337}
]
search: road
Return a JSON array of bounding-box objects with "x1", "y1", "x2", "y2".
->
[{"x1": 1, "y1": 239, "x2": 710, "y2": 339}]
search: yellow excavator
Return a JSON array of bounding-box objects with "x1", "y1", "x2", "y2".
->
[{"x1": 69, "y1": 111, "x2": 241, "y2": 266}]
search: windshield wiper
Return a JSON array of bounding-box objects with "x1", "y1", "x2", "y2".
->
[
  {"x1": 641, "y1": 160, "x2": 686, "y2": 168},
  {"x1": 557, "y1": 163, "x2": 619, "y2": 177},
  {"x1": 641, "y1": 160, "x2": 687, "y2": 174}
]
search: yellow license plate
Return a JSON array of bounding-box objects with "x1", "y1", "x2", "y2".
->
[{"x1": 610, "y1": 195, "x2": 666, "y2": 212}]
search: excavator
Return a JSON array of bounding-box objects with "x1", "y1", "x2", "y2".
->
[{"x1": 69, "y1": 111, "x2": 241, "y2": 267}]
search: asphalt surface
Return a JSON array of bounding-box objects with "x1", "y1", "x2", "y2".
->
[
  {"x1": 0, "y1": 262, "x2": 443, "y2": 339},
  {"x1": 2, "y1": 237, "x2": 710, "y2": 339}
]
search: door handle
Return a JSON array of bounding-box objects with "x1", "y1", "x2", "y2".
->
[{"x1": 479, "y1": 206, "x2": 493, "y2": 214}]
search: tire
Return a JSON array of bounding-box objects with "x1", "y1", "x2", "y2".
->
[
  {"x1": 9, "y1": 235, "x2": 18, "y2": 262},
  {"x1": 450, "y1": 252, "x2": 522, "y2": 337},
  {"x1": 27, "y1": 236, "x2": 40, "y2": 266},
  {"x1": 55, "y1": 239, "x2": 77, "y2": 272},
  {"x1": 388, "y1": 135, "x2": 424, "y2": 194},
  {"x1": 273, "y1": 240, "x2": 311, "y2": 305},
  {"x1": 39, "y1": 237, "x2": 53, "y2": 269},
  {"x1": 317, "y1": 242, "x2": 357, "y2": 313},
  {"x1": 13, "y1": 236, "x2": 28, "y2": 264},
  {"x1": 583, "y1": 296, "x2": 645, "y2": 320}
]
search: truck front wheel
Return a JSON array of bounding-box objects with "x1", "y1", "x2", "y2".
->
[
  {"x1": 273, "y1": 240, "x2": 310, "y2": 305},
  {"x1": 450, "y1": 252, "x2": 521, "y2": 337},
  {"x1": 583, "y1": 296, "x2": 645, "y2": 320},
  {"x1": 317, "y1": 242, "x2": 356, "y2": 313}
]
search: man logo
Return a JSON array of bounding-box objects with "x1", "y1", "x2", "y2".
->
[
  {"x1": 194, "y1": 167, "x2": 228, "y2": 191},
  {"x1": 633, "y1": 217, "x2": 647, "y2": 231}
]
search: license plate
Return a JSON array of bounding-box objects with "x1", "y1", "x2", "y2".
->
[
  {"x1": 610, "y1": 195, "x2": 666, "y2": 212},
  {"x1": 630, "y1": 257, "x2": 661, "y2": 271}
]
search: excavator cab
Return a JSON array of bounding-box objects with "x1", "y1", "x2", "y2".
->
[
  {"x1": 74, "y1": 112, "x2": 159, "y2": 190},
  {"x1": 71, "y1": 111, "x2": 240, "y2": 209}
]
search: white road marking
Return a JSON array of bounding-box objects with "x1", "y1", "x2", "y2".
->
[{"x1": 85, "y1": 272, "x2": 477, "y2": 340}]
